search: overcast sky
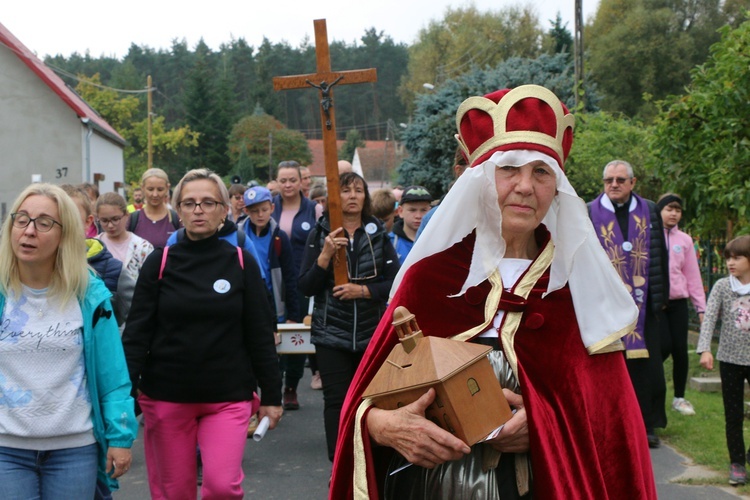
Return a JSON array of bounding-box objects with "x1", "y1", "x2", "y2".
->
[{"x1": 3, "y1": 0, "x2": 599, "y2": 59}]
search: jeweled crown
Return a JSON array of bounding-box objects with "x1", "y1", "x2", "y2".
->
[{"x1": 455, "y1": 85, "x2": 575, "y2": 169}]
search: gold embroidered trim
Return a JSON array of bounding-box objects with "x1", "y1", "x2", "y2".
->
[
  {"x1": 591, "y1": 340, "x2": 626, "y2": 354},
  {"x1": 586, "y1": 319, "x2": 636, "y2": 354},
  {"x1": 450, "y1": 271, "x2": 503, "y2": 343},
  {"x1": 353, "y1": 398, "x2": 375, "y2": 499},
  {"x1": 499, "y1": 242, "x2": 555, "y2": 377},
  {"x1": 454, "y1": 85, "x2": 575, "y2": 166},
  {"x1": 625, "y1": 349, "x2": 650, "y2": 359}
]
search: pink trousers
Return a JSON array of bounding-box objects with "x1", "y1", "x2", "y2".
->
[{"x1": 138, "y1": 394, "x2": 256, "y2": 500}]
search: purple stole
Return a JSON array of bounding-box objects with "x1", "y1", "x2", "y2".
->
[{"x1": 590, "y1": 193, "x2": 650, "y2": 358}]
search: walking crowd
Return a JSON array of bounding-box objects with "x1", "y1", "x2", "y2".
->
[{"x1": 0, "y1": 84, "x2": 748, "y2": 499}]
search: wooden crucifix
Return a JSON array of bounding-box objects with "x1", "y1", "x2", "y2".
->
[{"x1": 273, "y1": 19, "x2": 377, "y2": 285}]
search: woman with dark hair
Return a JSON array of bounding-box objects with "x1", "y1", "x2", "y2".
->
[{"x1": 298, "y1": 172, "x2": 400, "y2": 462}]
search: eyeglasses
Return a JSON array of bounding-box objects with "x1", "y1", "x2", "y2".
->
[
  {"x1": 11, "y1": 213, "x2": 62, "y2": 232},
  {"x1": 603, "y1": 177, "x2": 631, "y2": 185},
  {"x1": 98, "y1": 215, "x2": 125, "y2": 226},
  {"x1": 178, "y1": 200, "x2": 223, "y2": 212},
  {"x1": 346, "y1": 231, "x2": 378, "y2": 282},
  {"x1": 232, "y1": 195, "x2": 244, "y2": 201}
]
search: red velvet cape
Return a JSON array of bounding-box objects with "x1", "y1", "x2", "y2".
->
[{"x1": 330, "y1": 230, "x2": 656, "y2": 499}]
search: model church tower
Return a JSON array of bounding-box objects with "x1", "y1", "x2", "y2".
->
[{"x1": 362, "y1": 307, "x2": 512, "y2": 445}]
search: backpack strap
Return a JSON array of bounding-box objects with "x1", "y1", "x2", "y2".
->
[
  {"x1": 129, "y1": 210, "x2": 140, "y2": 232},
  {"x1": 273, "y1": 235, "x2": 282, "y2": 257},
  {"x1": 169, "y1": 209, "x2": 181, "y2": 230},
  {"x1": 237, "y1": 246, "x2": 244, "y2": 270},
  {"x1": 158, "y1": 246, "x2": 170, "y2": 280},
  {"x1": 236, "y1": 228, "x2": 246, "y2": 248},
  {"x1": 176, "y1": 227, "x2": 186, "y2": 241}
]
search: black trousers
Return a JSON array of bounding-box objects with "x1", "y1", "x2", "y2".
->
[
  {"x1": 626, "y1": 307, "x2": 667, "y2": 432},
  {"x1": 660, "y1": 298, "x2": 690, "y2": 398},
  {"x1": 315, "y1": 345, "x2": 365, "y2": 462},
  {"x1": 720, "y1": 361, "x2": 750, "y2": 464}
]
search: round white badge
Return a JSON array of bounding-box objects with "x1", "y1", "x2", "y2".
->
[
  {"x1": 301, "y1": 222, "x2": 311, "y2": 231},
  {"x1": 622, "y1": 241, "x2": 633, "y2": 252},
  {"x1": 365, "y1": 222, "x2": 377, "y2": 234},
  {"x1": 673, "y1": 244, "x2": 682, "y2": 253},
  {"x1": 213, "y1": 279, "x2": 231, "y2": 294}
]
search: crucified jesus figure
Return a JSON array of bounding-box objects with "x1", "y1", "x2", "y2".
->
[{"x1": 306, "y1": 76, "x2": 344, "y2": 130}]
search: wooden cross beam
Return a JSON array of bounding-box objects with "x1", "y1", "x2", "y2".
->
[{"x1": 273, "y1": 19, "x2": 377, "y2": 286}]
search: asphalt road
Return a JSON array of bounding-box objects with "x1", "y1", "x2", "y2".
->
[
  {"x1": 115, "y1": 369, "x2": 331, "y2": 499},
  {"x1": 113, "y1": 369, "x2": 748, "y2": 499}
]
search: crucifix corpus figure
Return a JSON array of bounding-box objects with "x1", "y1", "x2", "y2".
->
[
  {"x1": 273, "y1": 18, "x2": 377, "y2": 285},
  {"x1": 306, "y1": 76, "x2": 343, "y2": 130}
]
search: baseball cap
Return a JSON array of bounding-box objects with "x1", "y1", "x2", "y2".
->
[
  {"x1": 243, "y1": 186, "x2": 273, "y2": 207},
  {"x1": 400, "y1": 185, "x2": 433, "y2": 204}
]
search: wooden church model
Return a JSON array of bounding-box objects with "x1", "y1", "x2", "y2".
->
[{"x1": 362, "y1": 306, "x2": 512, "y2": 445}]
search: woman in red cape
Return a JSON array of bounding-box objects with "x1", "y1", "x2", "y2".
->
[{"x1": 329, "y1": 85, "x2": 657, "y2": 499}]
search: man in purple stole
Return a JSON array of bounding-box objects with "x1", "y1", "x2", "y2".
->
[{"x1": 588, "y1": 159, "x2": 669, "y2": 448}]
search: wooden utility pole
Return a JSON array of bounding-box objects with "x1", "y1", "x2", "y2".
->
[
  {"x1": 147, "y1": 75, "x2": 153, "y2": 169},
  {"x1": 273, "y1": 19, "x2": 377, "y2": 285},
  {"x1": 574, "y1": 0, "x2": 584, "y2": 108}
]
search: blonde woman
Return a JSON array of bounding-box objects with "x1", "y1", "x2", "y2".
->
[
  {"x1": 96, "y1": 192, "x2": 154, "y2": 280},
  {"x1": 0, "y1": 183, "x2": 137, "y2": 498},
  {"x1": 123, "y1": 169, "x2": 282, "y2": 499},
  {"x1": 128, "y1": 168, "x2": 180, "y2": 247}
]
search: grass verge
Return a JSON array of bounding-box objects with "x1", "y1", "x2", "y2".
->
[{"x1": 660, "y1": 340, "x2": 750, "y2": 494}]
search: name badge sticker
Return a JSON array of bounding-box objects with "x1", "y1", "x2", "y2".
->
[{"x1": 214, "y1": 279, "x2": 231, "y2": 294}]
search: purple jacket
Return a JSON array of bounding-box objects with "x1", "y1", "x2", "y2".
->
[{"x1": 665, "y1": 225, "x2": 706, "y2": 313}]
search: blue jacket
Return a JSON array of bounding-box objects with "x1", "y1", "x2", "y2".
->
[
  {"x1": 271, "y1": 193, "x2": 319, "y2": 272},
  {"x1": 166, "y1": 220, "x2": 266, "y2": 282},
  {"x1": 388, "y1": 219, "x2": 415, "y2": 265},
  {"x1": 242, "y1": 217, "x2": 301, "y2": 322},
  {"x1": 0, "y1": 273, "x2": 138, "y2": 492}
]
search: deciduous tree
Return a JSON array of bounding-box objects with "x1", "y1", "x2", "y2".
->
[
  {"x1": 227, "y1": 112, "x2": 312, "y2": 183},
  {"x1": 649, "y1": 18, "x2": 750, "y2": 235},
  {"x1": 398, "y1": 53, "x2": 596, "y2": 198}
]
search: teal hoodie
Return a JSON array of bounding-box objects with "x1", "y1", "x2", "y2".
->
[{"x1": 0, "y1": 272, "x2": 137, "y2": 491}]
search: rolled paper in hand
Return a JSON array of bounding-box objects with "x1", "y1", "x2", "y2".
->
[{"x1": 253, "y1": 416, "x2": 270, "y2": 442}]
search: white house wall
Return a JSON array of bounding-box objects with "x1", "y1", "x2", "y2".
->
[
  {"x1": 0, "y1": 42, "x2": 125, "y2": 219},
  {"x1": 82, "y1": 128, "x2": 126, "y2": 195}
]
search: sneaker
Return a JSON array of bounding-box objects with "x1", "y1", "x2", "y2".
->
[
  {"x1": 672, "y1": 397, "x2": 696, "y2": 416},
  {"x1": 247, "y1": 414, "x2": 260, "y2": 438},
  {"x1": 729, "y1": 463, "x2": 747, "y2": 485},
  {"x1": 311, "y1": 371, "x2": 323, "y2": 390},
  {"x1": 283, "y1": 387, "x2": 300, "y2": 410}
]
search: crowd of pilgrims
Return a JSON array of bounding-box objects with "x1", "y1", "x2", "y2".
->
[{"x1": 0, "y1": 159, "x2": 427, "y2": 498}]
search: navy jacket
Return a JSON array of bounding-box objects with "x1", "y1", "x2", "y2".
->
[{"x1": 271, "y1": 193, "x2": 319, "y2": 272}]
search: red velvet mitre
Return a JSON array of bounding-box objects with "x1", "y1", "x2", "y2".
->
[{"x1": 455, "y1": 85, "x2": 575, "y2": 169}]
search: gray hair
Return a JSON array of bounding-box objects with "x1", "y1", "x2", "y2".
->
[{"x1": 602, "y1": 160, "x2": 634, "y2": 178}]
